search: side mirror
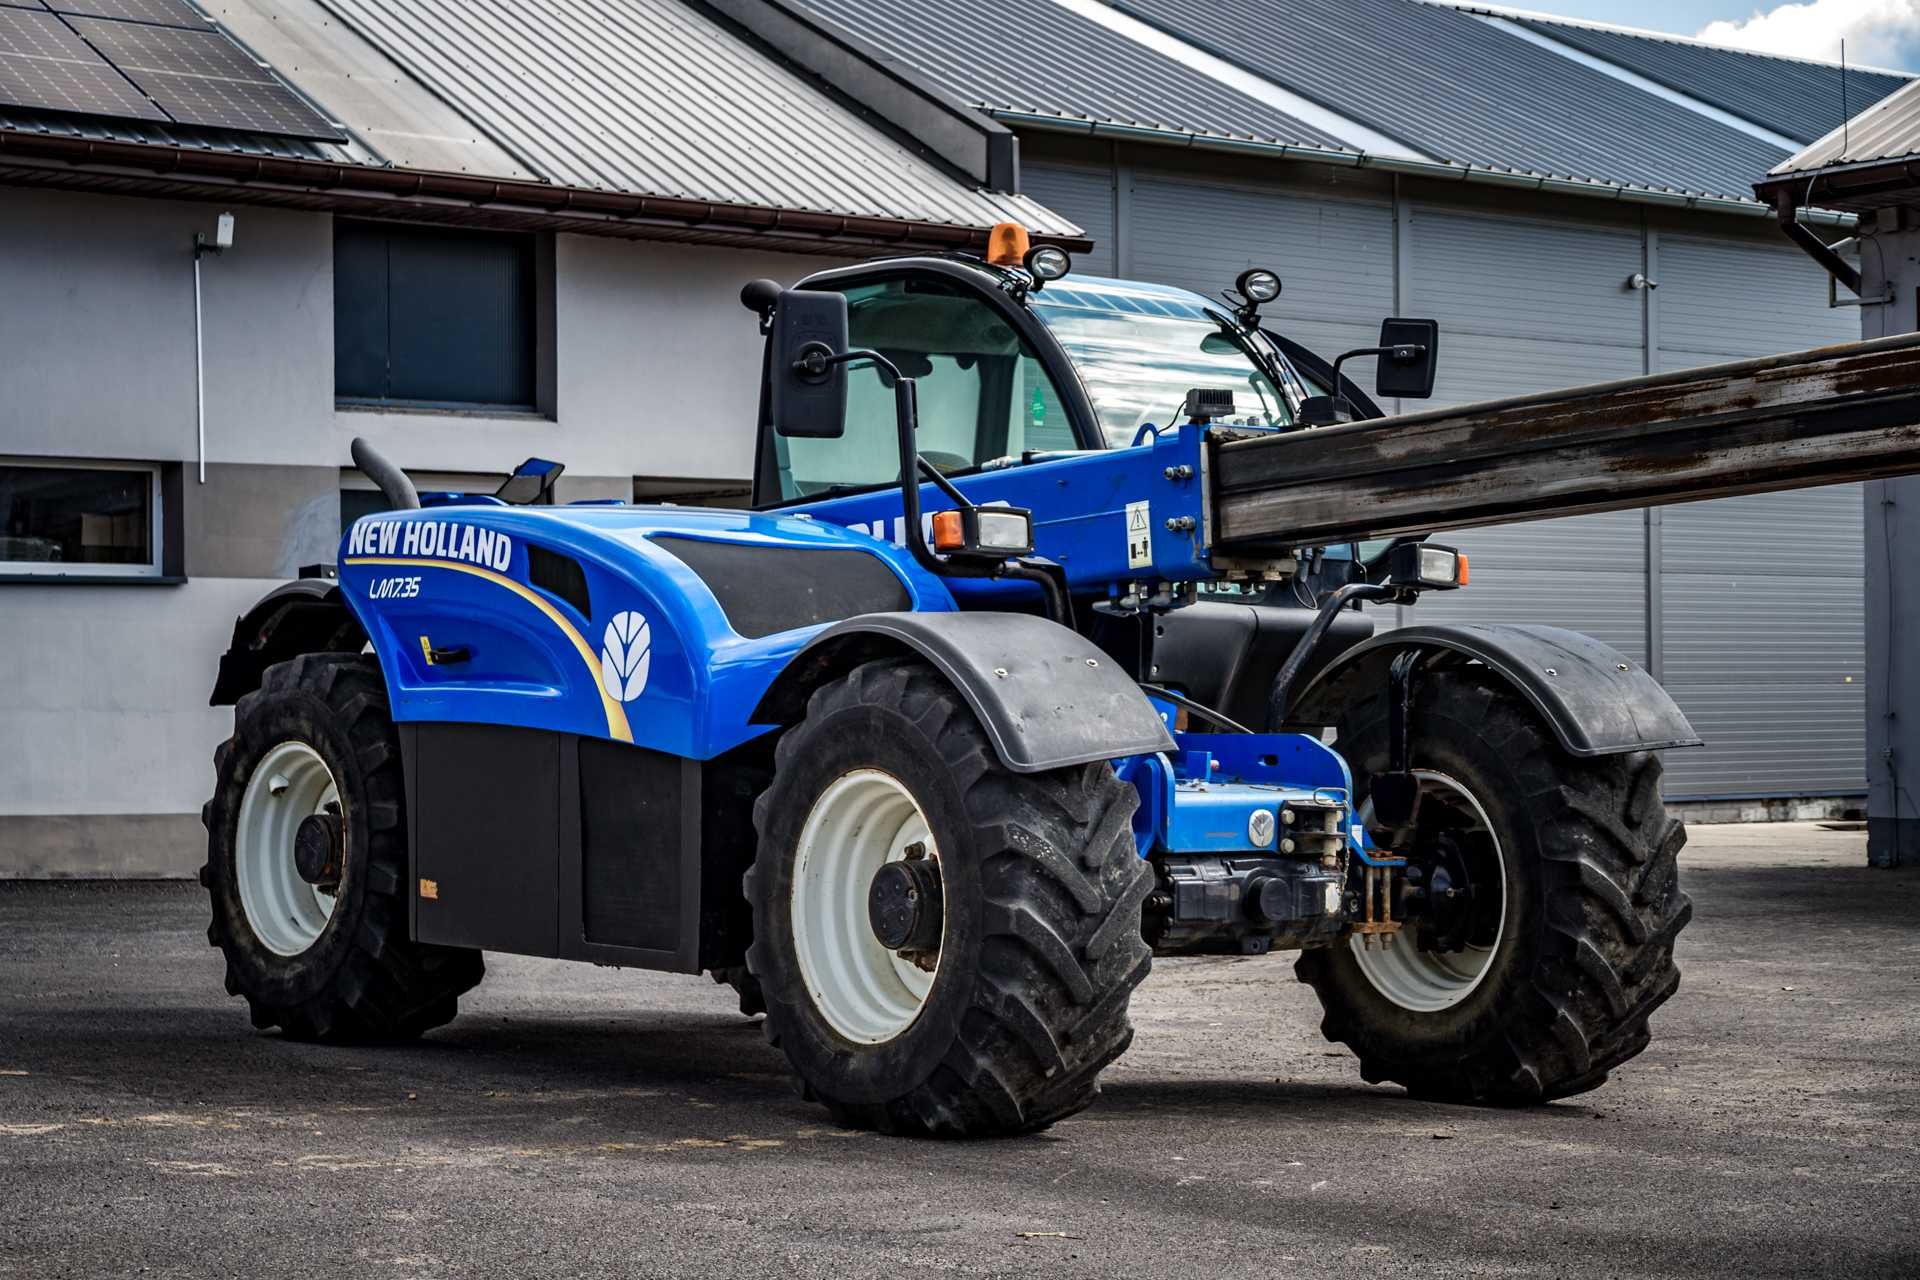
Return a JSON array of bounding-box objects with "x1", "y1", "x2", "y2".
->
[
  {"x1": 768, "y1": 288, "x2": 849, "y2": 439},
  {"x1": 1374, "y1": 318, "x2": 1439, "y2": 400},
  {"x1": 495, "y1": 456, "x2": 565, "y2": 506}
]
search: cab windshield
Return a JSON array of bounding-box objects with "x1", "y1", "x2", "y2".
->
[{"x1": 1030, "y1": 277, "x2": 1298, "y2": 447}]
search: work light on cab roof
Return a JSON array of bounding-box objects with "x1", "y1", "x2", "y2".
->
[{"x1": 986, "y1": 221, "x2": 1072, "y2": 287}]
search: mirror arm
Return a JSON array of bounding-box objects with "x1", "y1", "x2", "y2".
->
[
  {"x1": 888, "y1": 381, "x2": 994, "y2": 582},
  {"x1": 890, "y1": 376, "x2": 949, "y2": 579},
  {"x1": 889, "y1": 371, "x2": 1067, "y2": 625},
  {"x1": 916, "y1": 456, "x2": 975, "y2": 511},
  {"x1": 1331, "y1": 342, "x2": 1428, "y2": 390},
  {"x1": 1329, "y1": 344, "x2": 1388, "y2": 406}
]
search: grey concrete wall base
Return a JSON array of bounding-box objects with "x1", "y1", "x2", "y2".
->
[
  {"x1": 1670, "y1": 797, "x2": 1867, "y2": 825},
  {"x1": 1868, "y1": 817, "x2": 1920, "y2": 868},
  {"x1": 0, "y1": 815, "x2": 203, "y2": 879}
]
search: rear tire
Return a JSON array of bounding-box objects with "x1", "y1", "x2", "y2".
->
[
  {"x1": 746, "y1": 658, "x2": 1151, "y2": 1137},
  {"x1": 201, "y1": 654, "x2": 483, "y2": 1041},
  {"x1": 1299, "y1": 666, "x2": 1690, "y2": 1104}
]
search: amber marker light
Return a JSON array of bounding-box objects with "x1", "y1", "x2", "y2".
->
[
  {"x1": 932, "y1": 510, "x2": 967, "y2": 552},
  {"x1": 985, "y1": 222, "x2": 1031, "y2": 267}
]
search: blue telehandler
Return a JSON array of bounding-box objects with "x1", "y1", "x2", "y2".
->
[{"x1": 201, "y1": 225, "x2": 1920, "y2": 1136}]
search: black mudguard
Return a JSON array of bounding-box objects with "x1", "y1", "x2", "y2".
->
[
  {"x1": 753, "y1": 611, "x2": 1176, "y2": 773},
  {"x1": 209, "y1": 578, "x2": 365, "y2": 706},
  {"x1": 1286, "y1": 623, "x2": 1701, "y2": 758}
]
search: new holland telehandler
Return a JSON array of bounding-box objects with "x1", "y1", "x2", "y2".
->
[{"x1": 200, "y1": 223, "x2": 1920, "y2": 1136}]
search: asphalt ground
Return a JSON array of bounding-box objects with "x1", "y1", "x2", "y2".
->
[{"x1": 1, "y1": 822, "x2": 1915, "y2": 1279}]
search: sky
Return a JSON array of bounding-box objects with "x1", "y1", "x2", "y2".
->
[{"x1": 1508, "y1": 0, "x2": 1920, "y2": 70}]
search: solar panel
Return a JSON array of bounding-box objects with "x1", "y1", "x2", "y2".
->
[
  {"x1": 67, "y1": 15, "x2": 261, "y2": 78},
  {"x1": 63, "y1": 15, "x2": 343, "y2": 138},
  {"x1": 52, "y1": 0, "x2": 210, "y2": 30},
  {"x1": 134, "y1": 69, "x2": 339, "y2": 135},
  {"x1": 0, "y1": 6, "x2": 165, "y2": 120}
]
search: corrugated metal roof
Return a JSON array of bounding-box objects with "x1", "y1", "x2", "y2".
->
[
  {"x1": 1772, "y1": 78, "x2": 1920, "y2": 176},
  {"x1": 1510, "y1": 15, "x2": 1909, "y2": 146},
  {"x1": 1112, "y1": 0, "x2": 1790, "y2": 200},
  {"x1": 312, "y1": 0, "x2": 1075, "y2": 233},
  {"x1": 790, "y1": 0, "x2": 1351, "y2": 153},
  {"x1": 214, "y1": 0, "x2": 528, "y2": 178}
]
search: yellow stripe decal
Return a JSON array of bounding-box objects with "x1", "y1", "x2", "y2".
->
[{"x1": 346, "y1": 556, "x2": 632, "y2": 744}]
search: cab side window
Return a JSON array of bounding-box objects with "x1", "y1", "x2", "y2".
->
[{"x1": 773, "y1": 277, "x2": 1075, "y2": 500}]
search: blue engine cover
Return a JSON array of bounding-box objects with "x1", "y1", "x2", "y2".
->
[{"x1": 337, "y1": 505, "x2": 953, "y2": 759}]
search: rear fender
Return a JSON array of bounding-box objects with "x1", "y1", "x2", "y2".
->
[
  {"x1": 209, "y1": 578, "x2": 366, "y2": 705},
  {"x1": 1286, "y1": 623, "x2": 1701, "y2": 757},
  {"x1": 753, "y1": 612, "x2": 1177, "y2": 773}
]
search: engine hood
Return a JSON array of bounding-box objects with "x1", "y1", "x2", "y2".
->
[{"x1": 337, "y1": 503, "x2": 953, "y2": 758}]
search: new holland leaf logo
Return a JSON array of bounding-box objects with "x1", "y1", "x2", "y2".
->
[{"x1": 600, "y1": 611, "x2": 651, "y2": 703}]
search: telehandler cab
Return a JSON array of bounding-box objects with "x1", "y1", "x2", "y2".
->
[{"x1": 201, "y1": 223, "x2": 1920, "y2": 1136}]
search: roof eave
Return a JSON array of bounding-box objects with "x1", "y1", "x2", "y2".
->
[
  {"x1": 0, "y1": 130, "x2": 1092, "y2": 255},
  {"x1": 1756, "y1": 154, "x2": 1920, "y2": 215}
]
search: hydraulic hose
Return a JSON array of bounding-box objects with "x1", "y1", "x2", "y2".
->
[{"x1": 1265, "y1": 582, "x2": 1396, "y2": 730}]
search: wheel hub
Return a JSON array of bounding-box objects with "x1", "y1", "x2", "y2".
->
[
  {"x1": 1403, "y1": 829, "x2": 1487, "y2": 955},
  {"x1": 1350, "y1": 770, "x2": 1508, "y2": 1013},
  {"x1": 868, "y1": 843, "x2": 943, "y2": 962},
  {"x1": 294, "y1": 809, "x2": 343, "y2": 889}
]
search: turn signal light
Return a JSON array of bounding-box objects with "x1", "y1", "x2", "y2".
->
[
  {"x1": 986, "y1": 222, "x2": 1031, "y2": 267},
  {"x1": 932, "y1": 509, "x2": 966, "y2": 552}
]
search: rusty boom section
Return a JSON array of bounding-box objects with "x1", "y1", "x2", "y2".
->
[{"x1": 1211, "y1": 332, "x2": 1920, "y2": 549}]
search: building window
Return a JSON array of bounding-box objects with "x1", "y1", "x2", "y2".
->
[
  {"x1": 335, "y1": 220, "x2": 540, "y2": 411},
  {"x1": 0, "y1": 461, "x2": 161, "y2": 577}
]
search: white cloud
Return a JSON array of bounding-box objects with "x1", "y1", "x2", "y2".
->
[{"x1": 1697, "y1": 0, "x2": 1920, "y2": 69}]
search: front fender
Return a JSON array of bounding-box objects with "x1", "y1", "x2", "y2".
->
[
  {"x1": 209, "y1": 578, "x2": 364, "y2": 706},
  {"x1": 753, "y1": 612, "x2": 1176, "y2": 773},
  {"x1": 1287, "y1": 623, "x2": 1701, "y2": 757}
]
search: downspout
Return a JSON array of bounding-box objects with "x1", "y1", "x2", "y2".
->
[{"x1": 192, "y1": 240, "x2": 207, "y2": 485}]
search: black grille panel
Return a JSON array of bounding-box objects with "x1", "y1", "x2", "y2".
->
[{"x1": 653, "y1": 536, "x2": 910, "y2": 638}]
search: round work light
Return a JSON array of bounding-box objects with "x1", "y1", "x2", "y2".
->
[
  {"x1": 1024, "y1": 244, "x2": 1072, "y2": 282},
  {"x1": 1236, "y1": 267, "x2": 1282, "y2": 303}
]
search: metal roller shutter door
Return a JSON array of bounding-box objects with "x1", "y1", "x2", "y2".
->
[
  {"x1": 1655, "y1": 235, "x2": 1865, "y2": 797},
  {"x1": 1127, "y1": 171, "x2": 1394, "y2": 364},
  {"x1": 1021, "y1": 163, "x2": 1118, "y2": 277},
  {"x1": 1399, "y1": 207, "x2": 1649, "y2": 662}
]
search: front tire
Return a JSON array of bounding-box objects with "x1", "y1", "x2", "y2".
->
[
  {"x1": 746, "y1": 658, "x2": 1151, "y2": 1137},
  {"x1": 1300, "y1": 665, "x2": 1691, "y2": 1104},
  {"x1": 201, "y1": 654, "x2": 483, "y2": 1040}
]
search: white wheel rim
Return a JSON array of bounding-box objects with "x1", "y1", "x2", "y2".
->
[
  {"x1": 790, "y1": 768, "x2": 940, "y2": 1045},
  {"x1": 235, "y1": 740, "x2": 341, "y2": 957},
  {"x1": 1351, "y1": 770, "x2": 1508, "y2": 1013}
]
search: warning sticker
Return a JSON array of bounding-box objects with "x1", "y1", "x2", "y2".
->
[{"x1": 1125, "y1": 500, "x2": 1152, "y2": 570}]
